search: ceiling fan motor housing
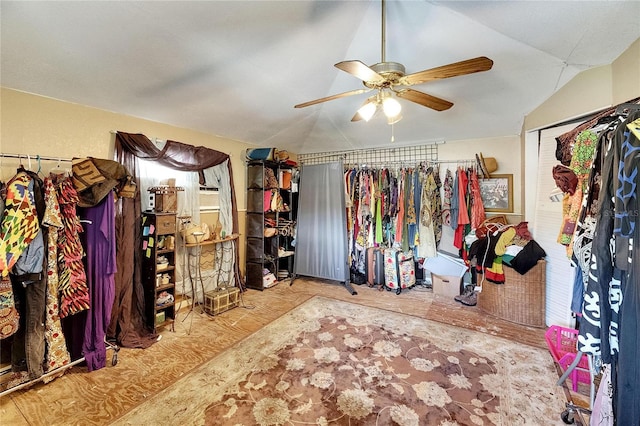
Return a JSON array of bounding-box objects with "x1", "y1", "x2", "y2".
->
[{"x1": 367, "y1": 62, "x2": 406, "y2": 87}]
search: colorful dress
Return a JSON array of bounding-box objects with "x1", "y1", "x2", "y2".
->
[
  {"x1": 56, "y1": 176, "x2": 90, "y2": 318},
  {"x1": 557, "y1": 130, "x2": 597, "y2": 256},
  {"x1": 42, "y1": 177, "x2": 71, "y2": 380}
]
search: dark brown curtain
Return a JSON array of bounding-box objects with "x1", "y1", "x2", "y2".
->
[
  {"x1": 108, "y1": 132, "x2": 244, "y2": 348},
  {"x1": 114, "y1": 132, "x2": 240, "y2": 236}
]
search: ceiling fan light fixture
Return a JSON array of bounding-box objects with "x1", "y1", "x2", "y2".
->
[
  {"x1": 382, "y1": 96, "x2": 402, "y2": 119},
  {"x1": 358, "y1": 100, "x2": 378, "y2": 122},
  {"x1": 387, "y1": 113, "x2": 402, "y2": 125}
]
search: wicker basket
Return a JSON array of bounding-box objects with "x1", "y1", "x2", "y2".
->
[{"x1": 477, "y1": 260, "x2": 546, "y2": 328}]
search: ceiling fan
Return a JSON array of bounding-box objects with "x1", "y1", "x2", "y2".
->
[{"x1": 294, "y1": 0, "x2": 494, "y2": 124}]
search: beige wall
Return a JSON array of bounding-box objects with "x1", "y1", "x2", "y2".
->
[
  {"x1": 612, "y1": 38, "x2": 640, "y2": 104},
  {"x1": 525, "y1": 37, "x2": 640, "y2": 131},
  {"x1": 0, "y1": 87, "x2": 253, "y2": 275},
  {"x1": 439, "y1": 135, "x2": 523, "y2": 223}
]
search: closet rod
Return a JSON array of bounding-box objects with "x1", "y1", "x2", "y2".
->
[
  {"x1": 427, "y1": 159, "x2": 476, "y2": 164},
  {"x1": 0, "y1": 153, "x2": 73, "y2": 162}
]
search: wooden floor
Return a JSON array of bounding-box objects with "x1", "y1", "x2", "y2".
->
[{"x1": 0, "y1": 278, "x2": 583, "y2": 425}]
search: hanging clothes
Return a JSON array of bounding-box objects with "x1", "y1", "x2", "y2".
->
[
  {"x1": 10, "y1": 230, "x2": 46, "y2": 380},
  {"x1": 55, "y1": 175, "x2": 90, "y2": 318},
  {"x1": 394, "y1": 170, "x2": 405, "y2": 245},
  {"x1": 469, "y1": 169, "x2": 486, "y2": 229},
  {"x1": 442, "y1": 169, "x2": 453, "y2": 227},
  {"x1": 431, "y1": 166, "x2": 443, "y2": 247},
  {"x1": 612, "y1": 111, "x2": 640, "y2": 425},
  {"x1": 0, "y1": 171, "x2": 41, "y2": 341},
  {"x1": 417, "y1": 169, "x2": 437, "y2": 258},
  {"x1": 402, "y1": 168, "x2": 415, "y2": 252},
  {"x1": 41, "y1": 177, "x2": 71, "y2": 381},
  {"x1": 450, "y1": 169, "x2": 459, "y2": 230},
  {"x1": 576, "y1": 110, "x2": 640, "y2": 426},
  {"x1": 570, "y1": 120, "x2": 616, "y2": 314},
  {"x1": 374, "y1": 172, "x2": 383, "y2": 244},
  {"x1": 557, "y1": 129, "x2": 598, "y2": 256},
  {"x1": 0, "y1": 171, "x2": 41, "y2": 277},
  {"x1": 79, "y1": 191, "x2": 117, "y2": 371},
  {"x1": 453, "y1": 168, "x2": 470, "y2": 249},
  {"x1": 412, "y1": 168, "x2": 422, "y2": 242}
]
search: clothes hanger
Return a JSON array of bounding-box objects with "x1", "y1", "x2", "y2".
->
[
  {"x1": 17, "y1": 154, "x2": 26, "y2": 173},
  {"x1": 36, "y1": 155, "x2": 45, "y2": 178},
  {"x1": 49, "y1": 158, "x2": 65, "y2": 175}
]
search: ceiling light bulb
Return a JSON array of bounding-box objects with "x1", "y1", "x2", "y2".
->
[
  {"x1": 382, "y1": 96, "x2": 402, "y2": 118},
  {"x1": 358, "y1": 101, "x2": 377, "y2": 122}
]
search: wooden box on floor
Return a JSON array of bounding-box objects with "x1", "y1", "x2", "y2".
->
[
  {"x1": 204, "y1": 287, "x2": 240, "y2": 315},
  {"x1": 477, "y1": 260, "x2": 546, "y2": 328}
]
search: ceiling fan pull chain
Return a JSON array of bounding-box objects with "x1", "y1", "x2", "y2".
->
[{"x1": 391, "y1": 122, "x2": 395, "y2": 143}]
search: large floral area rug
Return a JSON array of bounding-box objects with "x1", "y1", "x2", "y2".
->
[{"x1": 115, "y1": 296, "x2": 565, "y2": 425}]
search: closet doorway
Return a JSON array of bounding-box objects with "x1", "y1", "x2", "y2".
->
[{"x1": 526, "y1": 123, "x2": 580, "y2": 328}]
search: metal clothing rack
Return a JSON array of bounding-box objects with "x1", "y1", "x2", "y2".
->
[
  {"x1": 299, "y1": 143, "x2": 442, "y2": 168},
  {"x1": 0, "y1": 153, "x2": 74, "y2": 165},
  {"x1": 298, "y1": 143, "x2": 479, "y2": 171},
  {"x1": 0, "y1": 153, "x2": 74, "y2": 176},
  {"x1": 0, "y1": 151, "x2": 119, "y2": 397},
  {"x1": 0, "y1": 340, "x2": 119, "y2": 397}
]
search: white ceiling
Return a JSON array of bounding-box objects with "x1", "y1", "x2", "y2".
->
[{"x1": 2, "y1": 1, "x2": 639, "y2": 154}]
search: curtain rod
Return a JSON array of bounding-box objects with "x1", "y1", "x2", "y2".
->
[{"x1": 0, "y1": 153, "x2": 73, "y2": 162}]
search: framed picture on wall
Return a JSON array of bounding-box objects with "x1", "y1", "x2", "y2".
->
[{"x1": 478, "y1": 174, "x2": 514, "y2": 213}]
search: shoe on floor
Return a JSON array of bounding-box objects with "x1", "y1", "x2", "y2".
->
[
  {"x1": 454, "y1": 285, "x2": 475, "y2": 303},
  {"x1": 460, "y1": 291, "x2": 477, "y2": 306}
]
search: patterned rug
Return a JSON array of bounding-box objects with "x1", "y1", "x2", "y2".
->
[{"x1": 114, "y1": 296, "x2": 566, "y2": 425}]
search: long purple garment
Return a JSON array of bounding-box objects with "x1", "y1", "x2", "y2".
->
[{"x1": 79, "y1": 191, "x2": 116, "y2": 371}]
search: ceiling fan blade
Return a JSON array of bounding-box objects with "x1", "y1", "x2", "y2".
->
[
  {"x1": 335, "y1": 60, "x2": 386, "y2": 84},
  {"x1": 396, "y1": 89, "x2": 453, "y2": 111},
  {"x1": 294, "y1": 88, "x2": 370, "y2": 109},
  {"x1": 399, "y1": 56, "x2": 494, "y2": 86}
]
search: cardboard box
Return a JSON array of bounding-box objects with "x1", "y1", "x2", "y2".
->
[
  {"x1": 423, "y1": 251, "x2": 467, "y2": 298},
  {"x1": 203, "y1": 287, "x2": 240, "y2": 315},
  {"x1": 431, "y1": 273, "x2": 463, "y2": 298}
]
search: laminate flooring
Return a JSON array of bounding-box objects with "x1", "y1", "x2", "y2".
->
[{"x1": 0, "y1": 278, "x2": 586, "y2": 425}]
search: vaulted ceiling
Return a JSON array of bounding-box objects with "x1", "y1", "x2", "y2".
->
[{"x1": 2, "y1": 1, "x2": 639, "y2": 154}]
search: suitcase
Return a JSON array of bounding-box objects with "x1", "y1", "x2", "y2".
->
[
  {"x1": 384, "y1": 248, "x2": 416, "y2": 294},
  {"x1": 365, "y1": 247, "x2": 385, "y2": 288}
]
